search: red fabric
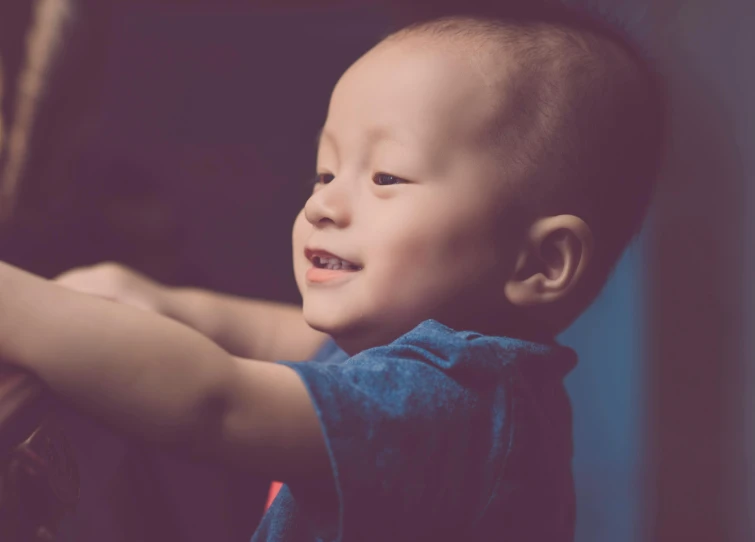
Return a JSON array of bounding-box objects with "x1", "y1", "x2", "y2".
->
[{"x1": 265, "y1": 481, "x2": 284, "y2": 511}]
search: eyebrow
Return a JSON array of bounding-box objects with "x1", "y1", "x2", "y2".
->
[
  {"x1": 317, "y1": 126, "x2": 402, "y2": 147},
  {"x1": 315, "y1": 128, "x2": 340, "y2": 163},
  {"x1": 315, "y1": 125, "x2": 408, "y2": 167}
]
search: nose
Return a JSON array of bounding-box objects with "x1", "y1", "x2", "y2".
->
[{"x1": 303, "y1": 178, "x2": 352, "y2": 228}]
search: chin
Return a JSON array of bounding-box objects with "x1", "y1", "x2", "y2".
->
[
  {"x1": 301, "y1": 309, "x2": 375, "y2": 355},
  {"x1": 302, "y1": 304, "x2": 351, "y2": 337}
]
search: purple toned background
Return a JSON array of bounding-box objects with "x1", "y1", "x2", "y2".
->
[{"x1": 1, "y1": 2, "x2": 753, "y2": 541}]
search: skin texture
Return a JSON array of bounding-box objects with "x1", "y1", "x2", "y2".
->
[
  {"x1": 293, "y1": 39, "x2": 515, "y2": 355},
  {"x1": 56, "y1": 262, "x2": 327, "y2": 361},
  {"x1": 292, "y1": 37, "x2": 592, "y2": 354},
  {"x1": 0, "y1": 259, "x2": 330, "y2": 482}
]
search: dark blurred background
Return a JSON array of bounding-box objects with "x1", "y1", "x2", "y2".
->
[{"x1": 0, "y1": 1, "x2": 752, "y2": 541}]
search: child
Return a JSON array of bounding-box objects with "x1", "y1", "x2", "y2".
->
[{"x1": 0, "y1": 7, "x2": 666, "y2": 542}]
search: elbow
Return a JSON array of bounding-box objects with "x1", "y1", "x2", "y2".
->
[
  {"x1": 150, "y1": 343, "x2": 235, "y2": 459},
  {"x1": 187, "y1": 389, "x2": 230, "y2": 460},
  {"x1": 186, "y1": 353, "x2": 236, "y2": 459}
]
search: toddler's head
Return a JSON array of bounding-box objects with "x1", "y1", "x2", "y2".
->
[{"x1": 292, "y1": 8, "x2": 666, "y2": 354}]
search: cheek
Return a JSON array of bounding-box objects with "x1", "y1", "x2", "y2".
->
[
  {"x1": 367, "y1": 217, "x2": 501, "y2": 300},
  {"x1": 375, "y1": 219, "x2": 481, "y2": 271},
  {"x1": 363, "y1": 224, "x2": 457, "y2": 305}
]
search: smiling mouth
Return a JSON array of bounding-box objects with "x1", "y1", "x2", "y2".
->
[
  {"x1": 305, "y1": 249, "x2": 362, "y2": 271},
  {"x1": 305, "y1": 249, "x2": 362, "y2": 284},
  {"x1": 311, "y1": 255, "x2": 361, "y2": 271}
]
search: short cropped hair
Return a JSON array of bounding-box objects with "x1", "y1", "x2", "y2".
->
[{"x1": 389, "y1": 7, "x2": 668, "y2": 330}]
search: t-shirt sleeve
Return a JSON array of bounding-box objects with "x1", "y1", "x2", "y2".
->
[{"x1": 278, "y1": 331, "x2": 511, "y2": 541}]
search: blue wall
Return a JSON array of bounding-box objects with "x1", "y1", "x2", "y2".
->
[{"x1": 560, "y1": 241, "x2": 645, "y2": 542}]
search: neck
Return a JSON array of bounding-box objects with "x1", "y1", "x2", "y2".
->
[{"x1": 435, "y1": 305, "x2": 555, "y2": 345}]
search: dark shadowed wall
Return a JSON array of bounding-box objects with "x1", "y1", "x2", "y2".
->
[{"x1": 2, "y1": 2, "x2": 753, "y2": 541}]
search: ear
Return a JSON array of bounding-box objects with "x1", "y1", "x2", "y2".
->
[{"x1": 504, "y1": 215, "x2": 593, "y2": 308}]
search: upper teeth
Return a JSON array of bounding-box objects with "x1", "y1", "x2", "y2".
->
[{"x1": 314, "y1": 255, "x2": 358, "y2": 270}]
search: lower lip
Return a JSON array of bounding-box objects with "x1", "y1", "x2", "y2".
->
[{"x1": 305, "y1": 266, "x2": 359, "y2": 284}]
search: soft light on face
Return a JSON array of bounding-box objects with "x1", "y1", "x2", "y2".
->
[{"x1": 292, "y1": 37, "x2": 522, "y2": 354}]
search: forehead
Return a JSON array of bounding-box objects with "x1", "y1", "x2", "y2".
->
[{"x1": 323, "y1": 38, "x2": 513, "y2": 152}]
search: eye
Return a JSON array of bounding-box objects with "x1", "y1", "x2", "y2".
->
[
  {"x1": 372, "y1": 172, "x2": 407, "y2": 186},
  {"x1": 311, "y1": 173, "x2": 335, "y2": 186}
]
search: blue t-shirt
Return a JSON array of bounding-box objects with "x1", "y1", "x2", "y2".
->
[{"x1": 252, "y1": 319, "x2": 577, "y2": 542}]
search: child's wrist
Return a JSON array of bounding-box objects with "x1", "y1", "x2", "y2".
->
[
  {"x1": 157, "y1": 287, "x2": 216, "y2": 338},
  {"x1": 156, "y1": 285, "x2": 186, "y2": 320}
]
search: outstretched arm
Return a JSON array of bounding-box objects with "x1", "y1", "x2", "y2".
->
[
  {"x1": 0, "y1": 261, "x2": 328, "y2": 482},
  {"x1": 160, "y1": 287, "x2": 327, "y2": 361},
  {"x1": 56, "y1": 263, "x2": 328, "y2": 361}
]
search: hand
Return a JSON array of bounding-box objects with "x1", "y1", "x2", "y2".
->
[{"x1": 55, "y1": 262, "x2": 166, "y2": 313}]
